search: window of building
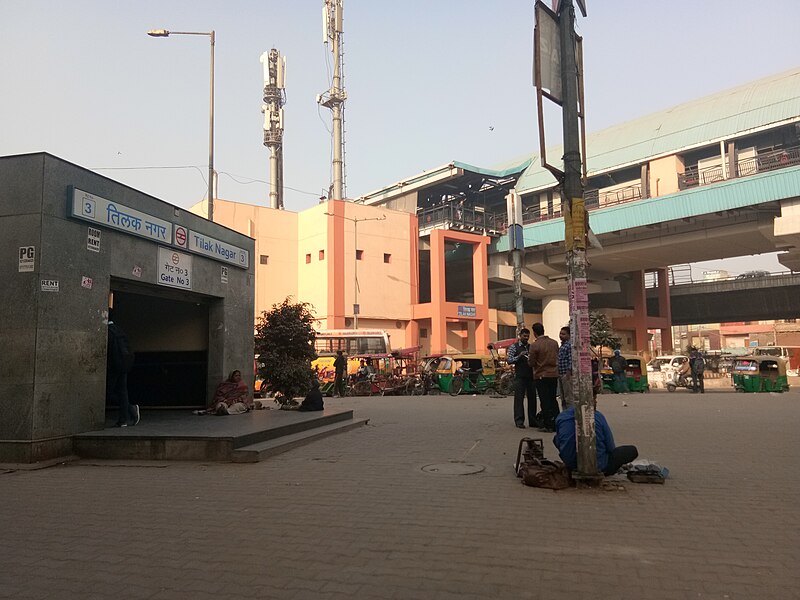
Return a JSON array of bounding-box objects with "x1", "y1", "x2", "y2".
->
[
  {"x1": 384, "y1": 253, "x2": 391, "y2": 263},
  {"x1": 420, "y1": 328, "x2": 428, "y2": 338},
  {"x1": 497, "y1": 325, "x2": 517, "y2": 341},
  {"x1": 305, "y1": 253, "x2": 311, "y2": 264},
  {"x1": 259, "y1": 255, "x2": 269, "y2": 265},
  {"x1": 319, "y1": 250, "x2": 325, "y2": 260},
  {"x1": 356, "y1": 249, "x2": 364, "y2": 260}
]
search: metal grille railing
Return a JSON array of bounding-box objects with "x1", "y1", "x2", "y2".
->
[{"x1": 679, "y1": 145, "x2": 800, "y2": 190}]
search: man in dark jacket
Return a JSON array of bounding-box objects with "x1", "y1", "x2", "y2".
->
[
  {"x1": 690, "y1": 350, "x2": 705, "y2": 394},
  {"x1": 506, "y1": 328, "x2": 536, "y2": 428},
  {"x1": 107, "y1": 317, "x2": 139, "y2": 427},
  {"x1": 609, "y1": 349, "x2": 629, "y2": 394},
  {"x1": 333, "y1": 350, "x2": 347, "y2": 397}
]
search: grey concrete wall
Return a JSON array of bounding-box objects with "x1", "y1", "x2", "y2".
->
[{"x1": 0, "y1": 153, "x2": 254, "y2": 463}]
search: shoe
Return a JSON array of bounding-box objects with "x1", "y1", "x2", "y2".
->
[
  {"x1": 133, "y1": 405, "x2": 141, "y2": 425},
  {"x1": 114, "y1": 423, "x2": 128, "y2": 428},
  {"x1": 516, "y1": 423, "x2": 526, "y2": 429}
]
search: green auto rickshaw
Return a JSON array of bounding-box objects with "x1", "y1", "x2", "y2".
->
[
  {"x1": 431, "y1": 354, "x2": 500, "y2": 396},
  {"x1": 601, "y1": 354, "x2": 649, "y2": 393},
  {"x1": 731, "y1": 356, "x2": 789, "y2": 393}
]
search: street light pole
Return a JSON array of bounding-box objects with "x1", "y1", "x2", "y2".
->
[
  {"x1": 147, "y1": 29, "x2": 216, "y2": 221},
  {"x1": 324, "y1": 212, "x2": 386, "y2": 329}
]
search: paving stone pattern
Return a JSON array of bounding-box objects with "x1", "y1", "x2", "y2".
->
[{"x1": 2, "y1": 388, "x2": 799, "y2": 599}]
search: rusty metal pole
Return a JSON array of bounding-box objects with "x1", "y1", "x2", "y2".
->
[{"x1": 558, "y1": 0, "x2": 601, "y2": 485}]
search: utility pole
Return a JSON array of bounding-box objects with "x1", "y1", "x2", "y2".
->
[
  {"x1": 534, "y1": 0, "x2": 598, "y2": 485},
  {"x1": 318, "y1": 0, "x2": 346, "y2": 201},
  {"x1": 261, "y1": 49, "x2": 287, "y2": 209},
  {"x1": 506, "y1": 189, "x2": 525, "y2": 330},
  {"x1": 557, "y1": 0, "x2": 600, "y2": 486}
]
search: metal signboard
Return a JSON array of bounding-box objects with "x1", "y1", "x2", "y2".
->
[
  {"x1": 157, "y1": 247, "x2": 192, "y2": 290},
  {"x1": 71, "y1": 188, "x2": 173, "y2": 244},
  {"x1": 188, "y1": 230, "x2": 250, "y2": 269},
  {"x1": 457, "y1": 305, "x2": 477, "y2": 318},
  {"x1": 18, "y1": 246, "x2": 35, "y2": 272}
]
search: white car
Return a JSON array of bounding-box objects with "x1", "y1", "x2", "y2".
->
[{"x1": 647, "y1": 355, "x2": 689, "y2": 373}]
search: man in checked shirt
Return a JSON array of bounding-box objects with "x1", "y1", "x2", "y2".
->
[{"x1": 506, "y1": 328, "x2": 536, "y2": 428}]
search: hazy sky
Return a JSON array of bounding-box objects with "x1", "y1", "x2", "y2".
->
[{"x1": 3, "y1": 0, "x2": 798, "y2": 274}]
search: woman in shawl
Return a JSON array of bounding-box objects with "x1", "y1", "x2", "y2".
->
[{"x1": 195, "y1": 370, "x2": 252, "y2": 415}]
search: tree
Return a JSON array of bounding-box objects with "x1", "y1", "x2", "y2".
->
[
  {"x1": 589, "y1": 310, "x2": 621, "y2": 358},
  {"x1": 254, "y1": 298, "x2": 317, "y2": 404}
]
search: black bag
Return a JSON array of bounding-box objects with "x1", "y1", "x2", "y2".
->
[{"x1": 692, "y1": 356, "x2": 705, "y2": 373}]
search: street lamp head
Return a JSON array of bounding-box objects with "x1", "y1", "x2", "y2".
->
[{"x1": 147, "y1": 29, "x2": 170, "y2": 37}]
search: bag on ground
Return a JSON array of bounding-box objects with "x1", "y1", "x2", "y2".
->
[{"x1": 519, "y1": 458, "x2": 572, "y2": 490}]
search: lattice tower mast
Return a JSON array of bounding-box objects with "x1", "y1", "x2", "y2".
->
[
  {"x1": 318, "y1": 0, "x2": 346, "y2": 200},
  {"x1": 261, "y1": 48, "x2": 286, "y2": 209}
]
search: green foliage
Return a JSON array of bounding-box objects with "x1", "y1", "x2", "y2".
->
[
  {"x1": 589, "y1": 310, "x2": 621, "y2": 356},
  {"x1": 254, "y1": 298, "x2": 317, "y2": 402}
]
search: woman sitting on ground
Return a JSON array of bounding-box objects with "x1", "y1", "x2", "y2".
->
[{"x1": 196, "y1": 370, "x2": 252, "y2": 415}]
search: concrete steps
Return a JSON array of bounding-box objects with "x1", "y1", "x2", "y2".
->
[
  {"x1": 231, "y1": 417, "x2": 369, "y2": 462},
  {"x1": 72, "y1": 408, "x2": 366, "y2": 462}
]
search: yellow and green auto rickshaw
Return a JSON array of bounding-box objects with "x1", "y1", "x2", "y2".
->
[
  {"x1": 601, "y1": 354, "x2": 649, "y2": 393},
  {"x1": 430, "y1": 354, "x2": 499, "y2": 396},
  {"x1": 731, "y1": 356, "x2": 789, "y2": 393}
]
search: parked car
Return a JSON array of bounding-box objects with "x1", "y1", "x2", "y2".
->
[{"x1": 647, "y1": 355, "x2": 689, "y2": 372}]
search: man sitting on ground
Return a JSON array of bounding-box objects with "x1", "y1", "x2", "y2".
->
[{"x1": 553, "y1": 405, "x2": 638, "y2": 476}]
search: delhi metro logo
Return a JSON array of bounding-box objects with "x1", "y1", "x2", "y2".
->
[{"x1": 174, "y1": 226, "x2": 188, "y2": 248}]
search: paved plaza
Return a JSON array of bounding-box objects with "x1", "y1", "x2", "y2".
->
[{"x1": 2, "y1": 386, "x2": 799, "y2": 599}]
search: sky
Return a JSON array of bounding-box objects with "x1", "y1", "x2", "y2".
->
[{"x1": 3, "y1": 0, "x2": 799, "y2": 275}]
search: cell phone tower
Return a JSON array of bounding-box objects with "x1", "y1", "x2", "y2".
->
[
  {"x1": 317, "y1": 0, "x2": 346, "y2": 201},
  {"x1": 261, "y1": 48, "x2": 286, "y2": 209}
]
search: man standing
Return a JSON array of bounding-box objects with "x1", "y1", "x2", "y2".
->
[
  {"x1": 609, "y1": 349, "x2": 629, "y2": 394},
  {"x1": 690, "y1": 349, "x2": 705, "y2": 394},
  {"x1": 557, "y1": 326, "x2": 573, "y2": 410},
  {"x1": 333, "y1": 350, "x2": 347, "y2": 397},
  {"x1": 528, "y1": 322, "x2": 559, "y2": 431},
  {"x1": 506, "y1": 328, "x2": 535, "y2": 429},
  {"x1": 107, "y1": 316, "x2": 139, "y2": 427}
]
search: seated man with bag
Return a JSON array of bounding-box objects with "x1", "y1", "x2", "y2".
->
[{"x1": 553, "y1": 405, "x2": 638, "y2": 476}]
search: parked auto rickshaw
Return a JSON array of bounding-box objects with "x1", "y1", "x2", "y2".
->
[
  {"x1": 430, "y1": 354, "x2": 499, "y2": 396},
  {"x1": 601, "y1": 354, "x2": 649, "y2": 393},
  {"x1": 731, "y1": 356, "x2": 789, "y2": 393}
]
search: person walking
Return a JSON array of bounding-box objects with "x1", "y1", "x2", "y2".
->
[
  {"x1": 690, "y1": 349, "x2": 705, "y2": 394},
  {"x1": 107, "y1": 316, "x2": 139, "y2": 427},
  {"x1": 609, "y1": 349, "x2": 629, "y2": 394},
  {"x1": 333, "y1": 350, "x2": 347, "y2": 397},
  {"x1": 506, "y1": 328, "x2": 536, "y2": 429},
  {"x1": 528, "y1": 322, "x2": 559, "y2": 431},
  {"x1": 557, "y1": 326, "x2": 574, "y2": 410}
]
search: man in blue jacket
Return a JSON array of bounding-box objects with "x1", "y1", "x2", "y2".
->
[{"x1": 553, "y1": 406, "x2": 638, "y2": 476}]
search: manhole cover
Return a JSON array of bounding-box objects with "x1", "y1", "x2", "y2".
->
[{"x1": 421, "y1": 462, "x2": 485, "y2": 475}]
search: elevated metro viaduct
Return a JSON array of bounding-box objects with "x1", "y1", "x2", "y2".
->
[{"x1": 358, "y1": 67, "x2": 800, "y2": 353}]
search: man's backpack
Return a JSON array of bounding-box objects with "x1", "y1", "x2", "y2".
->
[{"x1": 692, "y1": 356, "x2": 705, "y2": 373}]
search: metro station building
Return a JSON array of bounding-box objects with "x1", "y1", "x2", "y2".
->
[
  {"x1": 205, "y1": 67, "x2": 800, "y2": 356},
  {"x1": 0, "y1": 153, "x2": 255, "y2": 462}
]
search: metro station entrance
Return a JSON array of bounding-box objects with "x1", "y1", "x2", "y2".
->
[{"x1": 109, "y1": 280, "x2": 212, "y2": 410}]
